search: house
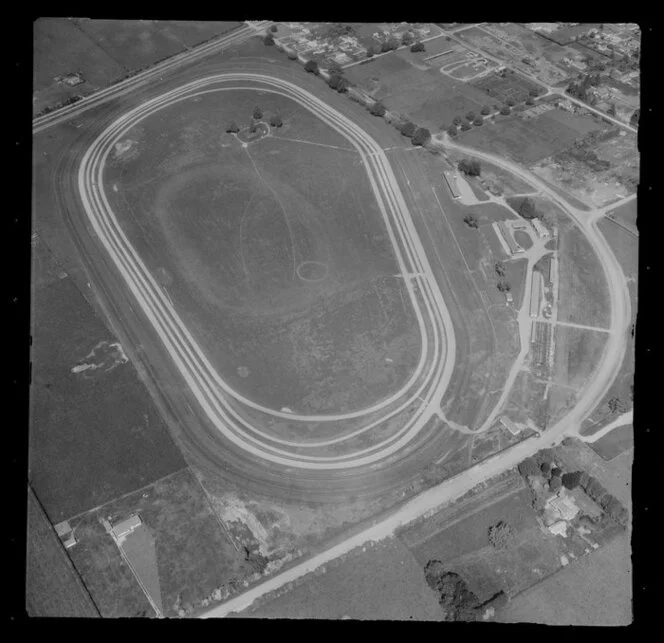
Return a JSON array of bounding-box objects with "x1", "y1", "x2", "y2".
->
[
  {"x1": 111, "y1": 514, "x2": 142, "y2": 540},
  {"x1": 548, "y1": 520, "x2": 568, "y2": 537},
  {"x1": 548, "y1": 493, "x2": 580, "y2": 522}
]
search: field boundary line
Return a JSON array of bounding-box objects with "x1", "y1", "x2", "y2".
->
[
  {"x1": 62, "y1": 466, "x2": 189, "y2": 525},
  {"x1": 269, "y1": 134, "x2": 358, "y2": 152}
]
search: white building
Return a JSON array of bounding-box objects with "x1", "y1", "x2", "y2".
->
[
  {"x1": 531, "y1": 218, "x2": 550, "y2": 238},
  {"x1": 111, "y1": 514, "x2": 142, "y2": 540}
]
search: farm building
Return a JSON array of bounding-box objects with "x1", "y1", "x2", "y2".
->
[
  {"x1": 531, "y1": 218, "x2": 550, "y2": 239},
  {"x1": 111, "y1": 514, "x2": 142, "y2": 540},
  {"x1": 497, "y1": 221, "x2": 524, "y2": 255},
  {"x1": 500, "y1": 416, "x2": 521, "y2": 435},
  {"x1": 548, "y1": 520, "x2": 568, "y2": 537},
  {"x1": 442, "y1": 171, "x2": 461, "y2": 199},
  {"x1": 547, "y1": 493, "x2": 580, "y2": 522},
  {"x1": 529, "y1": 271, "x2": 542, "y2": 318}
]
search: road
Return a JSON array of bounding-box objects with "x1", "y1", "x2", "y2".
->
[{"x1": 32, "y1": 22, "x2": 272, "y2": 134}]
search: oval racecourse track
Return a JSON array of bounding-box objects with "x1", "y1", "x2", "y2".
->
[{"x1": 75, "y1": 71, "x2": 460, "y2": 479}]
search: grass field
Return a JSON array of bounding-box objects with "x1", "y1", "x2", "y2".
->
[
  {"x1": 553, "y1": 326, "x2": 609, "y2": 390},
  {"x1": 33, "y1": 19, "x2": 242, "y2": 115},
  {"x1": 598, "y1": 218, "x2": 638, "y2": 282},
  {"x1": 556, "y1": 222, "x2": 611, "y2": 328},
  {"x1": 497, "y1": 531, "x2": 631, "y2": 625},
  {"x1": 243, "y1": 537, "x2": 442, "y2": 620},
  {"x1": 408, "y1": 487, "x2": 537, "y2": 564},
  {"x1": 456, "y1": 107, "x2": 605, "y2": 165},
  {"x1": 68, "y1": 468, "x2": 247, "y2": 618},
  {"x1": 29, "y1": 274, "x2": 186, "y2": 523},
  {"x1": 589, "y1": 424, "x2": 634, "y2": 461},
  {"x1": 26, "y1": 487, "x2": 100, "y2": 617},
  {"x1": 346, "y1": 51, "x2": 492, "y2": 131},
  {"x1": 106, "y1": 88, "x2": 420, "y2": 415}
]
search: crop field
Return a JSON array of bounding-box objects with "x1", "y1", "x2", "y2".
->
[
  {"x1": 556, "y1": 221, "x2": 611, "y2": 328},
  {"x1": 346, "y1": 52, "x2": 491, "y2": 130},
  {"x1": 26, "y1": 487, "x2": 100, "y2": 617},
  {"x1": 456, "y1": 107, "x2": 605, "y2": 165},
  {"x1": 606, "y1": 198, "x2": 637, "y2": 233},
  {"x1": 33, "y1": 18, "x2": 126, "y2": 113},
  {"x1": 243, "y1": 537, "x2": 442, "y2": 620},
  {"x1": 589, "y1": 424, "x2": 633, "y2": 461},
  {"x1": 33, "y1": 18, "x2": 242, "y2": 114},
  {"x1": 553, "y1": 326, "x2": 609, "y2": 390},
  {"x1": 470, "y1": 70, "x2": 543, "y2": 104},
  {"x1": 68, "y1": 468, "x2": 248, "y2": 618},
  {"x1": 29, "y1": 274, "x2": 186, "y2": 523},
  {"x1": 105, "y1": 88, "x2": 421, "y2": 415},
  {"x1": 598, "y1": 218, "x2": 638, "y2": 282}
]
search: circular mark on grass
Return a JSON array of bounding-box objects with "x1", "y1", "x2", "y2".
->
[
  {"x1": 296, "y1": 261, "x2": 328, "y2": 282},
  {"x1": 237, "y1": 366, "x2": 250, "y2": 378}
]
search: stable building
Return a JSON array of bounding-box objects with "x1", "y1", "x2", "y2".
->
[
  {"x1": 111, "y1": 514, "x2": 142, "y2": 541},
  {"x1": 442, "y1": 171, "x2": 461, "y2": 199},
  {"x1": 497, "y1": 220, "x2": 524, "y2": 255},
  {"x1": 529, "y1": 271, "x2": 542, "y2": 318}
]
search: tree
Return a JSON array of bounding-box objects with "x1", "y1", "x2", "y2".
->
[
  {"x1": 473, "y1": 117, "x2": 483, "y2": 126},
  {"x1": 304, "y1": 60, "x2": 319, "y2": 75},
  {"x1": 463, "y1": 214, "x2": 479, "y2": 229},
  {"x1": 225, "y1": 121, "x2": 240, "y2": 134},
  {"x1": 494, "y1": 262, "x2": 506, "y2": 277},
  {"x1": 630, "y1": 108, "x2": 639, "y2": 127},
  {"x1": 453, "y1": 116, "x2": 462, "y2": 126},
  {"x1": 488, "y1": 521, "x2": 514, "y2": 549},
  {"x1": 460, "y1": 121, "x2": 471, "y2": 132},
  {"x1": 458, "y1": 159, "x2": 481, "y2": 177},
  {"x1": 287, "y1": 51, "x2": 298, "y2": 60},
  {"x1": 447, "y1": 125, "x2": 458, "y2": 137},
  {"x1": 327, "y1": 74, "x2": 341, "y2": 90},
  {"x1": 401, "y1": 31, "x2": 414, "y2": 47},
  {"x1": 562, "y1": 471, "x2": 583, "y2": 490},
  {"x1": 496, "y1": 280, "x2": 511, "y2": 292},
  {"x1": 549, "y1": 476, "x2": 562, "y2": 492},
  {"x1": 480, "y1": 105, "x2": 491, "y2": 115},
  {"x1": 505, "y1": 98, "x2": 515, "y2": 107},
  {"x1": 466, "y1": 111, "x2": 475, "y2": 122},
  {"x1": 386, "y1": 36, "x2": 400, "y2": 51},
  {"x1": 525, "y1": 96, "x2": 535, "y2": 106},
  {"x1": 253, "y1": 106, "x2": 263, "y2": 120},
  {"x1": 500, "y1": 105, "x2": 511, "y2": 116},
  {"x1": 370, "y1": 102, "x2": 386, "y2": 117},
  {"x1": 607, "y1": 103, "x2": 616, "y2": 116},
  {"x1": 550, "y1": 466, "x2": 563, "y2": 478},
  {"x1": 540, "y1": 462, "x2": 551, "y2": 476},
  {"x1": 269, "y1": 24, "x2": 278, "y2": 33},
  {"x1": 263, "y1": 33, "x2": 275, "y2": 46},
  {"x1": 269, "y1": 114, "x2": 283, "y2": 128},
  {"x1": 518, "y1": 457, "x2": 540, "y2": 478},
  {"x1": 327, "y1": 60, "x2": 344, "y2": 75},
  {"x1": 534, "y1": 448, "x2": 555, "y2": 467},
  {"x1": 400, "y1": 121, "x2": 416, "y2": 138},
  {"x1": 511, "y1": 196, "x2": 538, "y2": 220},
  {"x1": 529, "y1": 88, "x2": 539, "y2": 97},
  {"x1": 412, "y1": 127, "x2": 431, "y2": 146},
  {"x1": 380, "y1": 40, "x2": 391, "y2": 53},
  {"x1": 410, "y1": 41, "x2": 425, "y2": 53}
]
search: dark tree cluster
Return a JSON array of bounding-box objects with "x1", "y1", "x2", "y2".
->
[
  {"x1": 410, "y1": 41, "x2": 426, "y2": 53},
  {"x1": 496, "y1": 280, "x2": 511, "y2": 292},
  {"x1": 225, "y1": 121, "x2": 240, "y2": 134},
  {"x1": 369, "y1": 102, "x2": 386, "y2": 117},
  {"x1": 518, "y1": 457, "x2": 540, "y2": 478},
  {"x1": 269, "y1": 114, "x2": 283, "y2": 128},
  {"x1": 263, "y1": 33, "x2": 275, "y2": 46},
  {"x1": 327, "y1": 74, "x2": 349, "y2": 93},
  {"x1": 607, "y1": 396, "x2": 630, "y2": 414},
  {"x1": 488, "y1": 521, "x2": 514, "y2": 550},
  {"x1": 412, "y1": 127, "x2": 431, "y2": 146},
  {"x1": 424, "y1": 562, "x2": 481, "y2": 622},
  {"x1": 463, "y1": 214, "x2": 479, "y2": 229},
  {"x1": 508, "y1": 196, "x2": 539, "y2": 220},
  {"x1": 458, "y1": 159, "x2": 481, "y2": 177},
  {"x1": 304, "y1": 60, "x2": 320, "y2": 75}
]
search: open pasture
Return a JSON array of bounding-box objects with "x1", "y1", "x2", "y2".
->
[
  {"x1": 104, "y1": 87, "x2": 421, "y2": 415},
  {"x1": 346, "y1": 52, "x2": 491, "y2": 131}
]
